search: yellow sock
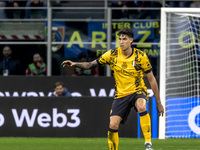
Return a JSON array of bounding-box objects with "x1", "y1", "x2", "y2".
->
[
  {"x1": 108, "y1": 130, "x2": 119, "y2": 150},
  {"x1": 140, "y1": 111, "x2": 151, "y2": 143}
]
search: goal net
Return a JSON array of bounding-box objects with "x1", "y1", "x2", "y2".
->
[{"x1": 159, "y1": 8, "x2": 200, "y2": 139}]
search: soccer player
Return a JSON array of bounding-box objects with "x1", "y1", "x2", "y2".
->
[{"x1": 61, "y1": 28, "x2": 164, "y2": 150}]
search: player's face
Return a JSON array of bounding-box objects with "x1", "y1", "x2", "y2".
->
[
  {"x1": 55, "y1": 85, "x2": 64, "y2": 96},
  {"x1": 118, "y1": 34, "x2": 133, "y2": 51}
]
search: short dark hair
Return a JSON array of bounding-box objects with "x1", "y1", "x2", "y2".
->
[
  {"x1": 54, "y1": 81, "x2": 64, "y2": 88},
  {"x1": 117, "y1": 28, "x2": 134, "y2": 39}
]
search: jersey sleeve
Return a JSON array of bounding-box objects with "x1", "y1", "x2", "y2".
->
[
  {"x1": 141, "y1": 53, "x2": 152, "y2": 73},
  {"x1": 96, "y1": 50, "x2": 111, "y2": 66}
]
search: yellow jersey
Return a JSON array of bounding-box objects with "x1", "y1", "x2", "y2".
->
[{"x1": 97, "y1": 47, "x2": 152, "y2": 99}]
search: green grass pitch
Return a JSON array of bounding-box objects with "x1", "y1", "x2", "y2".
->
[{"x1": 0, "y1": 138, "x2": 199, "y2": 150}]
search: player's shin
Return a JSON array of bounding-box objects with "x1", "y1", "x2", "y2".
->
[
  {"x1": 108, "y1": 128, "x2": 119, "y2": 150},
  {"x1": 139, "y1": 111, "x2": 151, "y2": 143}
]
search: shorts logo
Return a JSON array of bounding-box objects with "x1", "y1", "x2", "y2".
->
[{"x1": 137, "y1": 91, "x2": 142, "y2": 94}]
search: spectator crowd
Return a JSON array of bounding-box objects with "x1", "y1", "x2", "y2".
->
[
  {"x1": 0, "y1": 0, "x2": 198, "y2": 76},
  {"x1": 0, "y1": 0, "x2": 46, "y2": 19},
  {"x1": 0, "y1": 0, "x2": 197, "y2": 20}
]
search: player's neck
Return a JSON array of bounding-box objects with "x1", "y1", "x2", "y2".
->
[{"x1": 121, "y1": 47, "x2": 132, "y2": 58}]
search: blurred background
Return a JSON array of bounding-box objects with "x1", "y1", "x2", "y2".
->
[{"x1": 0, "y1": 0, "x2": 197, "y2": 77}]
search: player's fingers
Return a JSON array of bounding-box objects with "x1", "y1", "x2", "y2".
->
[
  {"x1": 158, "y1": 108, "x2": 164, "y2": 116},
  {"x1": 162, "y1": 110, "x2": 164, "y2": 116},
  {"x1": 160, "y1": 110, "x2": 164, "y2": 117},
  {"x1": 61, "y1": 62, "x2": 66, "y2": 67},
  {"x1": 61, "y1": 61, "x2": 69, "y2": 67},
  {"x1": 61, "y1": 61, "x2": 65, "y2": 65}
]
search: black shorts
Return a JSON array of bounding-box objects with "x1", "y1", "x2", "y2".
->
[{"x1": 110, "y1": 92, "x2": 148, "y2": 124}]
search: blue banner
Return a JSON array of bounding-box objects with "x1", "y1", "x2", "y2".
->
[{"x1": 166, "y1": 97, "x2": 200, "y2": 138}]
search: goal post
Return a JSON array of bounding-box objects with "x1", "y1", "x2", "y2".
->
[{"x1": 159, "y1": 8, "x2": 200, "y2": 139}]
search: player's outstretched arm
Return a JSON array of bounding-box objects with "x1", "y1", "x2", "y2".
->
[
  {"x1": 61, "y1": 60, "x2": 98, "y2": 70},
  {"x1": 146, "y1": 71, "x2": 164, "y2": 116},
  {"x1": 61, "y1": 60, "x2": 76, "y2": 67}
]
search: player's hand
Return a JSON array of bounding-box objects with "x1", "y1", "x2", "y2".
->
[
  {"x1": 157, "y1": 102, "x2": 164, "y2": 117},
  {"x1": 61, "y1": 60, "x2": 75, "y2": 67}
]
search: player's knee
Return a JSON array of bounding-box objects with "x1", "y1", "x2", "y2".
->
[
  {"x1": 137, "y1": 105, "x2": 146, "y2": 113},
  {"x1": 135, "y1": 98, "x2": 147, "y2": 113},
  {"x1": 109, "y1": 116, "x2": 121, "y2": 130},
  {"x1": 109, "y1": 122, "x2": 119, "y2": 130}
]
